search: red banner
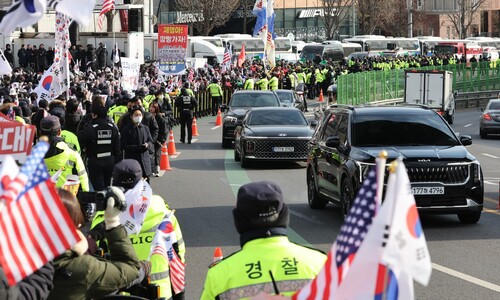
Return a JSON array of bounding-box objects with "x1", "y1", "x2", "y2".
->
[
  {"x1": 157, "y1": 24, "x2": 188, "y2": 75},
  {"x1": 0, "y1": 113, "x2": 35, "y2": 164},
  {"x1": 119, "y1": 9, "x2": 129, "y2": 32}
]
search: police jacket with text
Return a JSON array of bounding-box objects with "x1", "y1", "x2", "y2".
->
[
  {"x1": 175, "y1": 94, "x2": 198, "y2": 117},
  {"x1": 200, "y1": 232, "x2": 327, "y2": 299},
  {"x1": 77, "y1": 117, "x2": 121, "y2": 161}
]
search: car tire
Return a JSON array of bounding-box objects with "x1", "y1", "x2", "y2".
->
[
  {"x1": 340, "y1": 177, "x2": 354, "y2": 219},
  {"x1": 457, "y1": 211, "x2": 481, "y2": 224},
  {"x1": 234, "y1": 148, "x2": 241, "y2": 161},
  {"x1": 307, "y1": 168, "x2": 327, "y2": 209},
  {"x1": 479, "y1": 129, "x2": 487, "y2": 139}
]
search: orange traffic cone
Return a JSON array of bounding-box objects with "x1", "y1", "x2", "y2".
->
[
  {"x1": 213, "y1": 247, "x2": 223, "y2": 263},
  {"x1": 215, "y1": 108, "x2": 222, "y2": 126},
  {"x1": 319, "y1": 89, "x2": 324, "y2": 102},
  {"x1": 160, "y1": 142, "x2": 172, "y2": 171},
  {"x1": 167, "y1": 130, "x2": 177, "y2": 155},
  {"x1": 192, "y1": 117, "x2": 199, "y2": 136}
]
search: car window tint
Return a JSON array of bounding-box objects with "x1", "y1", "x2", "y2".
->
[
  {"x1": 276, "y1": 92, "x2": 293, "y2": 103},
  {"x1": 337, "y1": 114, "x2": 349, "y2": 145},
  {"x1": 231, "y1": 94, "x2": 278, "y2": 107},
  {"x1": 322, "y1": 113, "x2": 342, "y2": 140},
  {"x1": 488, "y1": 101, "x2": 500, "y2": 110},
  {"x1": 247, "y1": 110, "x2": 307, "y2": 126},
  {"x1": 351, "y1": 113, "x2": 460, "y2": 146}
]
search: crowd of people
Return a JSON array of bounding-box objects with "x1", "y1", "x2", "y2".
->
[{"x1": 0, "y1": 48, "x2": 482, "y2": 299}]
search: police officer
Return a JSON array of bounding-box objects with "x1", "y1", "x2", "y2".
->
[
  {"x1": 268, "y1": 72, "x2": 279, "y2": 91},
  {"x1": 108, "y1": 93, "x2": 130, "y2": 124},
  {"x1": 243, "y1": 75, "x2": 255, "y2": 90},
  {"x1": 255, "y1": 73, "x2": 269, "y2": 90},
  {"x1": 90, "y1": 159, "x2": 186, "y2": 300},
  {"x1": 41, "y1": 116, "x2": 90, "y2": 192},
  {"x1": 175, "y1": 88, "x2": 198, "y2": 144},
  {"x1": 201, "y1": 181, "x2": 326, "y2": 299},
  {"x1": 207, "y1": 78, "x2": 223, "y2": 116},
  {"x1": 77, "y1": 101, "x2": 121, "y2": 191}
]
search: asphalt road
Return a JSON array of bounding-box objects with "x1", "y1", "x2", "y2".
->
[{"x1": 150, "y1": 106, "x2": 500, "y2": 299}]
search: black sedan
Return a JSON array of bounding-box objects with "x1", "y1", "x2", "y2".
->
[
  {"x1": 275, "y1": 89, "x2": 306, "y2": 112},
  {"x1": 479, "y1": 99, "x2": 500, "y2": 138},
  {"x1": 234, "y1": 107, "x2": 315, "y2": 168}
]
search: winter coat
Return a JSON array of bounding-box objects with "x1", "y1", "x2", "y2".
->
[
  {"x1": 120, "y1": 122, "x2": 153, "y2": 177},
  {"x1": 0, "y1": 263, "x2": 54, "y2": 300}
]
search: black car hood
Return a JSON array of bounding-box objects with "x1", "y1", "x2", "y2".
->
[
  {"x1": 246, "y1": 126, "x2": 313, "y2": 137},
  {"x1": 350, "y1": 145, "x2": 476, "y2": 163}
]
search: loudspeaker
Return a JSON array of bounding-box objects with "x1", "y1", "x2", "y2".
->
[{"x1": 128, "y1": 9, "x2": 142, "y2": 32}]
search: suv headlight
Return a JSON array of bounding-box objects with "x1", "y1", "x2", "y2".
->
[
  {"x1": 355, "y1": 161, "x2": 374, "y2": 183},
  {"x1": 472, "y1": 160, "x2": 481, "y2": 184},
  {"x1": 224, "y1": 116, "x2": 237, "y2": 123}
]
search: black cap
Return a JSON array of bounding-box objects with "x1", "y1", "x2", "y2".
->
[
  {"x1": 112, "y1": 159, "x2": 142, "y2": 189},
  {"x1": 40, "y1": 115, "x2": 61, "y2": 132},
  {"x1": 233, "y1": 181, "x2": 289, "y2": 234}
]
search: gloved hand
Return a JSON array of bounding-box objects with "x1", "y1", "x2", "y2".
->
[
  {"x1": 104, "y1": 186, "x2": 126, "y2": 230},
  {"x1": 139, "y1": 260, "x2": 152, "y2": 281}
]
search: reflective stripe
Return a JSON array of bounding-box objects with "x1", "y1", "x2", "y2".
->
[
  {"x1": 150, "y1": 270, "x2": 170, "y2": 281},
  {"x1": 218, "y1": 279, "x2": 310, "y2": 300},
  {"x1": 78, "y1": 170, "x2": 87, "y2": 176},
  {"x1": 96, "y1": 152, "x2": 112, "y2": 158},
  {"x1": 177, "y1": 237, "x2": 184, "y2": 247},
  {"x1": 92, "y1": 124, "x2": 99, "y2": 128},
  {"x1": 97, "y1": 140, "x2": 112, "y2": 144}
]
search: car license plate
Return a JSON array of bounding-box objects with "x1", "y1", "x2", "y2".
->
[
  {"x1": 273, "y1": 147, "x2": 294, "y2": 152},
  {"x1": 411, "y1": 187, "x2": 444, "y2": 195}
]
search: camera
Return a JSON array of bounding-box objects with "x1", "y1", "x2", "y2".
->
[{"x1": 78, "y1": 186, "x2": 127, "y2": 221}]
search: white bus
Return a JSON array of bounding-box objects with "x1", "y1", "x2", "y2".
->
[{"x1": 343, "y1": 36, "x2": 420, "y2": 56}]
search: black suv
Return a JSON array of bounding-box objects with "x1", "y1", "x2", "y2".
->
[
  {"x1": 307, "y1": 105, "x2": 484, "y2": 224},
  {"x1": 220, "y1": 90, "x2": 281, "y2": 148}
]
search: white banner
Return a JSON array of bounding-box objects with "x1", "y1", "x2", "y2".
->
[{"x1": 121, "y1": 57, "x2": 141, "y2": 92}]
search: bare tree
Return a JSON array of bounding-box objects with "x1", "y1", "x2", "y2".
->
[
  {"x1": 175, "y1": 0, "x2": 240, "y2": 36},
  {"x1": 316, "y1": 0, "x2": 355, "y2": 40},
  {"x1": 239, "y1": 0, "x2": 255, "y2": 34},
  {"x1": 376, "y1": 0, "x2": 410, "y2": 37},
  {"x1": 356, "y1": 0, "x2": 386, "y2": 35},
  {"x1": 446, "y1": 0, "x2": 488, "y2": 38}
]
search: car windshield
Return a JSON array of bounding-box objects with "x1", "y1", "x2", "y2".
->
[
  {"x1": 247, "y1": 110, "x2": 308, "y2": 126},
  {"x1": 487, "y1": 101, "x2": 500, "y2": 110},
  {"x1": 230, "y1": 93, "x2": 279, "y2": 107},
  {"x1": 275, "y1": 91, "x2": 293, "y2": 103},
  {"x1": 351, "y1": 113, "x2": 460, "y2": 146}
]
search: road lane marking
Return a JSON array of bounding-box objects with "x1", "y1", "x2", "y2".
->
[
  {"x1": 432, "y1": 263, "x2": 500, "y2": 293},
  {"x1": 485, "y1": 197, "x2": 497, "y2": 205},
  {"x1": 484, "y1": 181, "x2": 497, "y2": 185},
  {"x1": 464, "y1": 124, "x2": 472, "y2": 128},
  {"x1": 290, "y1": 209, "x2": 327, "y2": 225},
  {"x1": 484, "y1": 208, "x2": 500, "y2": 216},
  {"x1": 170, "y1": 152, "x2": 181, "y2": 159},
  {"x1": 211, "y1": 126, "x2": 221, "y2": 130},
  {"x1": 224, "y1": 150, "x2": 311, "y2": 247},
  {"x1": 482, "y1": 153, "x2": 499, "y2": 159}
]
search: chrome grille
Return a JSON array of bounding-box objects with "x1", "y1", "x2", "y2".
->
[
  {"x1": 250, "y1": 139, "x2": 309, "y2": 159},
  {"x1": 406, "y1": 165, "x2": 469, "y2": 184}
]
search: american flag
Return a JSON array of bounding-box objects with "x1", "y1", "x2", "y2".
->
[
  {"x1": 293, "y1": 169, "x2": 378, "y2": 300},
  {"x1": 149, "y1": 216, "x2": 185, "y2": 294},
  {"x1": 0, "y1": 142, "x2": 80, "y2": 286},
  {"x1": 98, "y1": 0, "x2": 115, "y2": 30},
  {"x1": 222, "y1": 44, "x2": 232, "y2": 65}
]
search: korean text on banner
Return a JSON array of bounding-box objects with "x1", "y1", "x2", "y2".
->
[
  {"x1": 121, "y1": 57, "x2": 141, "y2": 92},
  {"x1": 157, "y1": 24, "x2": 188, "y2": 75},
  {"x1": 0, "y1": 114, "x2": 36, "y2": 164}
]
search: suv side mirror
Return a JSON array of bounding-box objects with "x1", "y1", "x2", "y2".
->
[
  {"x1": 325, "y1": 136, "x2": 340, "y2": 148},
  {"x1": 220, "y1": 104, "x2": 228, "y2": 111},
  {"x1": 460, "y1": 135, "x2": 472, "y2": 146}
]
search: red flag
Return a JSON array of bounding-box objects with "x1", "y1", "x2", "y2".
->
[
  {"x1": 238, "y1": 43, "x2": 246, "y2": 68},
  {"x1": 0, "y1": 143, "x2": 80, "y2": 286},
  {"x1": 98, "y1": 0, "x2": 115, "y2": 29}
]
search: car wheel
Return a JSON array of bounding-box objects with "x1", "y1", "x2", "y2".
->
[
  {"x1": 479, "y1": 129, "x2": 487, "y2": 139},
  {"x1": 240, "y1": 151, "x2": 249, "y2": 168},
  {"x1": 457, "y1": 211, "x2": 481, "y2": 224},
  {"x1": 340, "y1": 177, "x2": 354, "y2": 219},
  {"x1": 307, "y1": 168, "x2": 327, "y2": 209},
  {"x1": 234, "y1": 148, "x2": 241, "y2": 161}
]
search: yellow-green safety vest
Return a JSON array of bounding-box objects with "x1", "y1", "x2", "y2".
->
[
  {"x1": 255, "y1": 78, "x2": 269, "y2": 90},
  {"x1": 108, "y1": 105, "x2": 129, "y2": 124},
  {"x1": 207, "y1": 83, "x2": 223, "y2": 97},
  {"x1": 60, "y1": 130, "x2": 81, "y2": 154},
  {"x1": 45, "y1": 141, "x2": 89, "y2": 191}
]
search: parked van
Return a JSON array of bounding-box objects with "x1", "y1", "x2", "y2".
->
[
  {"x1": 300, "y1": 43, "x2": 344, "y2": 62},
  {"x1": 483, "y1": 46, "x2": 499, "y2": 61}
]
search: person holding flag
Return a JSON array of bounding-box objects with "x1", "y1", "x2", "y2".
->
[{"x1": 200, "y1": 181, "x2": 326, "y2": 299}]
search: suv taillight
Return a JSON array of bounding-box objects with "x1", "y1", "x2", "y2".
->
[{"x1": 483, "y1": 113, "x2": 492, "y2": 121}]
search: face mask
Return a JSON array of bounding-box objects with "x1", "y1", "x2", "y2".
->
[{"x1": 133, "y1": 116, "x2": 142, "y2": 124}]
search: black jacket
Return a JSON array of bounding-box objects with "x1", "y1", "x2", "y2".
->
[
  {"x1": 77, "y1": 117, "x2": 121, "y2": 160},
  {"x1": 120, "y1": 123, "x2": 153, "y2": 177},
  {"x1": 0, "y1": 263, "x2": 54, "y2": 300},
  {"x1": 117, "y1": 111, "x2": 159, "y2": 143}
]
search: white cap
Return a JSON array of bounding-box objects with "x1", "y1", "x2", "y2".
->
[{"x1": 9, "y1": 88, "x2": 17, "y2": 96}]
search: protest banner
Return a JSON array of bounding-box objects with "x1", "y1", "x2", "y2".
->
[
  {"x1": 0, "y1": 113, "x2": 36, "y2": 164},
  {"x1": 121, "y1": 57, "x2": 141, "y2": 92},
  {"x1": 157, "y1": 24, "x2": 188, "y2": 75}
]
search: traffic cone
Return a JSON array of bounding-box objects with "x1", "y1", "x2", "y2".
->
[
  {"x1": 319, "y1": 89, "x2": 324, "y2": 102},
  {"x1": 215, "y1": 108, "x2": 222, "y2": 126},
  {"x1": 213, "y1": 247, "x2": 223, "y2": 263},
  {"x1": 192, "y1": 117, "x2": 199, "y2": 136},
  {"x1": 160, "y1": 142, "x2": 172, "y2": 171},
  {"x1": 167, "y1": 130, "x2": 177, "y2": 155}
]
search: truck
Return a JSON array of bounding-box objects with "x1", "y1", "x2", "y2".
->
[{"x1": 404, "y1": 70, "x2": 456, "y2": 124}]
